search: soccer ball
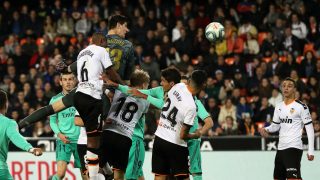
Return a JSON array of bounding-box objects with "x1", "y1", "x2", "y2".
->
[{"x1": 205, "y1": 22, "x2": 225, "y2": 42}]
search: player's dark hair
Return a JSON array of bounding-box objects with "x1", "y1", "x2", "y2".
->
[
  {"x1": 161, "y1": 68, "x2": 181, "y2": 84},
  {"x1": 190, "y1": 70, "x2": 207, "y2": 89},
  {"x1": 283, "y1": 77, "x2": 297, "y2": 88},
  {"x1": 109, "y1": 15, "x2": 129, "y2": 29},
  {"x1": 130, "y1": 69, "x2": 150, "y2": 87},
  {"x1": 60, "y1": 71, "x2": 73, "y2": 78},
  {"x1": 0, "y1": 89, "x2": 8, "y2": 111},
  {"x1": 91, "y1": 32, "x2": 106, "y2": 45},
  {"x1": 181, "y1": 75, "x2": 189, "y2": 81}
]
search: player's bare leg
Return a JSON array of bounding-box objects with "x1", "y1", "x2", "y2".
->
[
  {"x1": 53, "y1": 161, "x2": 68, "y2": 179},
  {"x1": 155, "y1": 175, "x2": 166, "y2": 180}
]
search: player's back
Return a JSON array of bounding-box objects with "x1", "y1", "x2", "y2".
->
[
  {"x1": 155, "y1": 83, "x2": 197, "y2": 147},
  {"x1": 76, "y1": 44, "x2": 112, "y2": 99},
  {"x1": 106, "y1": 34, "x2": 135, "y2": 80},
  {"x1": 105, "y1": 90, "x2": 149, "y2": 139}
]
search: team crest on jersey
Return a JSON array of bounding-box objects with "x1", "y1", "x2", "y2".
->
[{"x1": 290, "y1": 108, "x2": 295, "y2": 114}]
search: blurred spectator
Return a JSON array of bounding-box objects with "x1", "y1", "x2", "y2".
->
[
  {"x1": 282, "y1": 53, "x2": 298, "y2": 78},
  {"x1": 263, "y1": 4, "x2": 279, "y2": 28},
  {"x1": 291, "y1": 13, "x2": 307, "y2": 40},
  {"x1": 268, "y1": 88, "x2": 283, "y2": 107},
  {"x1": 281, "y1": 26, "x2": 301, "y2": 56},
  {"x1": 238, "y1": 19, "x2": 257, "y2": 40},
  {"x1": 57, "y1": 10, "x2": 74, "y2": 36},
  {"x1": 236, "y1": 96, "x2": 253, "y2": 122},
  {"x1": 218, "y1": 98, "x2": 237, "y2": 129},
  {"x1": 172, "y1": 19, "x2": 183, "y2": 42},
  {"x1": 238, "y1": 114, "x2": 256, "y2": 136},
  {"x1": 75, "y1": 13, "x2": 92, "y2": 36},
  {"x1": 140, "y1": 54, "x2": 160, "y2": 81},
  {"x1": 243, "y1": 33, "x2": 259, "y2": 55},
  {"x1": 301, "y1": 51, "x2": 316, "y2": 78},
  {"x1": 314, "y1": 120, "x2": 320, "y2": 137},
  {"x1": 221, "y1": 116, "x2": 238, "y2": 136},
  {"x1": 254, "y1": 97, "x2": 274, "y2": 123},
  {"x1": 258, "y1": 78, "x2": 272, "y2": 98}
]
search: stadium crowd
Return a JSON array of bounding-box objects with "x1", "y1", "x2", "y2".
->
[{"x1": 0, "y1": 0, "x2": 320, "y2": 138}]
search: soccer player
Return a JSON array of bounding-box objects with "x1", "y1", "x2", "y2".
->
[
  {"x1": 99, "y1": 69, "x2": 150, "y2": 180},
  {"x1": 152, "y1": 69, "x2": 207, "y2": 180},
  {"x1": 0, "y1": 90, "x2": 42, "y2": 180},
  {"x1": 106, "y1": 14, "x2": 135, "y2": 82},
  {"x1": 125, "y1": 75, "x2": 213, "y2": 180},
  {"x1": 49, "y1": 72, "x2": 81, "y2": 180},
  {"x1": 72, "y1": 32, "x2": 115, "y2": 180},
  {"x1": 259, "y1": 77, "x2": 314, "y2": 180}
]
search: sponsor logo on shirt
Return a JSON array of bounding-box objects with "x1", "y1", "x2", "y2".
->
[{"x1": 280, "y1": 116, "x2": 292, "y2": 124}]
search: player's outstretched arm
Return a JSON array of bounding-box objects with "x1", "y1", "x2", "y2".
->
[{"x1": 7, "y1": 121, "x2": 42, "y2": 156}]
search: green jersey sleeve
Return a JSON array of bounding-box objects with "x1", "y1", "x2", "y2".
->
[
  {"x1": 6, "y1": 121, "x2": 32, "y2": 152},
  {"x1": 196, "y1": 100, "x2": 210, "y2": 120},
  {"x1": 117, "y1": 85, "x2": 165, "y2": 109},
  {"x1": 49, "y1": 97, "x2": 60, "y2": 134}
]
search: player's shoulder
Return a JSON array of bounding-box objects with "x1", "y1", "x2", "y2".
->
[
  {"x1": 0, "y1": 115, "x2": 14, "y2": 124},
  {"x1": 124, "y1": 39, "x2": 133, "y2": 47},
  {"x1": 294, "y1": 100, "x2": 308, "y2": 110},
  {"x1": 50, "y1": 92, "x2": 63, "y2": 102}
]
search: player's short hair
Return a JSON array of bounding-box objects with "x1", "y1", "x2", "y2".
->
[
  {"x1": 283, "y1": 77, "x2": 297, "y2": 88},
  {"x1": 181, "y1": 75, "x2": 189, "y2": 81},
  {"x1": 60, "y1": 71, "x2": 74, "y2": 79},
  {"x1": 190, "y1": 70, "x2": 207, "y2": 89},
  {"x1": 130, "y1": 69, "x2": 150, "y2": 87},
  {"x1": 161, "y1": 68, "x2": 181, "y2": 84},
  {"x1": 91, "y1": 32, "x2": 106, "y2": 44},
  {"x1": 109, "y1": 15, "x2": 129, "y2": 29},
  {"x1": 0, "y1": 89, "x2": 8, "y2": 111}
]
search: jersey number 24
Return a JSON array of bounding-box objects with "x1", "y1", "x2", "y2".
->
[{"x1": 161, "y1": 98, "x2": 178, "y2": 127}]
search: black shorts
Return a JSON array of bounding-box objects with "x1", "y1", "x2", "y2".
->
[
  {"x1": 152, "y1": 136, "x2": 189, "y2": 177},
  {"x1": 77, "y1": 144, "x2": 87, "y2": 171},
  {"x1": 73, "y1": 92, "x2": 103, "y2": 136},
  {"x1": 100, "y1": 130, "x2": 132, "y2": 171},
  {"x1": 274, "y1": 148, "x2": 303, "y2": 179}
]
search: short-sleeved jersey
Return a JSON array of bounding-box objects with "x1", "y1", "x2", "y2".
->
[
  {"x1": 155, "y1": 83, "x2": 197, "y2": 147},
  {"x1": 76, "y1": 44, "x2": 112, "y2": 99},
  {"x1": 267, "y1": 100, "x2": 312, "y2": 150},
  {"x1": 49, "y1": 93, "x2": 79, "y2": 143},
  {"x1": 190, "y1": 99, "x2": 210, "y2": 133},
  {"x1": 104, "y1": 90, "x2": 150, "y2": 139},
  {"x1": 106, "y1": 35, "x2": 135, "y2": 81},
  {"x1": 0, "y1": 114, "x2": 32, "y2": 169}
]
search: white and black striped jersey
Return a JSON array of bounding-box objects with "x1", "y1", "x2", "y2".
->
[
  {"x1": 266, "y1": 100, "x2": 313, "y2": 151},
  {"x1": 155, "y1": 83, "x2": 197, "y2": 147},
  {"x1": 76, "y1": 44, "x2": 112, "y2": 99},
  {"x1": 104, "y1": 90, "x2": 149, "y2": 139}
]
